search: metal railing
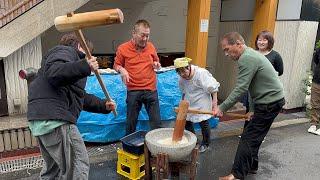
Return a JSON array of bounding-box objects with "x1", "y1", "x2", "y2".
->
[{"x1": 0, "y1": 0, "x2": 44, "y2": 28}]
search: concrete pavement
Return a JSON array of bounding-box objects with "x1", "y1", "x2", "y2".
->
[
  {"x1": 86, "y1": 122, "x2": 319, "y2": 180},
  {"x1": 0, "y1": 112, "x2": 313, "y2": 180}
]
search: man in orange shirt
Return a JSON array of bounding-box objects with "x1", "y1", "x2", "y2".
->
[{"x1": 114, "y1": 19, "x2": 161, "y2": 135}]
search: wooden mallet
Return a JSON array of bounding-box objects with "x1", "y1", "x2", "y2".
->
[
  {"x1": 172, "y1": 100, "x2": 189, "y2": 142},
  {"x1": 54, "y1": 9, "x2": 124, "y2": 116}
]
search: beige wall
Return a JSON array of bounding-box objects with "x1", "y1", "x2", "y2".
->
[
  {"x1": 3, "y1": 0, "x2": 318, "y2": 114},
  {"x1": 212, "y1": 21, "x2": 253, "y2": 100},
  {"x1": 0, "y1": 0, "x2": 90, "y2": 58},
  {"x1": 42, "y1": 0, "x2": 188, "y2": 54},
  {"x1": 206, "y1": 0, "x2": 221, "y2": 73},
  {"x1": 3, "y1": 37, "x2": 42, "y2": 115},
  {"x1": 210, "y1": 20, "x2": 318, "y2": 109}
]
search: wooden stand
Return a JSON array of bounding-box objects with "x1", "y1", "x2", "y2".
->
[{"x1": 144, "y1": 144, "x2": 199, "y2": 180}]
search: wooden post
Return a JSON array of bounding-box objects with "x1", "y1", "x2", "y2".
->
[
  {"x1": 144, "y1": 146, "x2": 199, "y2": 179},
  {"x1": 17, "y1": 129, "x2": 25, "y2": 149},
  {"x1": 172, "y1": 100, "x2": 189, "y2": 142},
  {"x1": 251, "y1": 0, "x2": 278, "y2": 46},
  {"x1": 0, "y1": 132, "x2": 4, "y2": 152},
  {"x1": 24, "y1": 128, "x2": 32, "y2": 148},
  {"x1": 144, "y1": 143, "x2": 152, "y2": 180},
  {"x1": 31, "y1": 134, "x2": 38, "y2": 147},
  {"x1": 190, "y1": 147, "x2": 199, "y2": 180},
  {"x1": 3, "y1": 130, "x2": 11, "y2": 151},
  {"x1": 156, "y1": 153, "x2": 169, "y2": 179},
  {"x1": 185, "y1": 0, "x2": 211, "y2": 68},
  {"x1": 10, "y1": 129, "x2": 18, "y2": 150}
]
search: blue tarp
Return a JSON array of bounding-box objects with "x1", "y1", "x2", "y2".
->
[{"x1": 77, "y1": 70, "x2": 219, "y2": 143}]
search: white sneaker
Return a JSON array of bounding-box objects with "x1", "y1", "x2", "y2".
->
[
  {"x1": 308, "y1": 125, "x2": 317, "y2": 134},
  {"x1": 314, "y1": 128, "x2": 320, "y2": 136}
]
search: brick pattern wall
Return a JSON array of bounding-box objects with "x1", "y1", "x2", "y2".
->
[{"x1": 0, "y1": 0, "x2": 43, "y2": 27}]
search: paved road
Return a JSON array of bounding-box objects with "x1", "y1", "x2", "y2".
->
[
  {"x1": 10, "y1": 123, "x2": 320, "y2": 180},
  {"x1": 87, "y1": 123, "x2": 320, "y2": 180},
  {"x1": 197, "y1": 123, "x2": 320, "y2": 180}
]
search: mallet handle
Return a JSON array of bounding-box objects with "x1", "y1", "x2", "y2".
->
[
  {"x1": 174, "y1": 107, "x2": 249, "y2": 119},
  {"x1": 74, "y1": 29, "x2": 118, "y2": 116}
]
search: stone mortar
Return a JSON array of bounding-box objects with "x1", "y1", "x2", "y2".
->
[{"x1": 145, "y1": 128, "x2": 197, "y2": 162}]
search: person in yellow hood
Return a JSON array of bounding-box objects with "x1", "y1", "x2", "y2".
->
[{"x1": 174, "y1": 57, "x2": 220, "y2": 153}]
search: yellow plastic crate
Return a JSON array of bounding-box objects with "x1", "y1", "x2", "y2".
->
[{"x1": 117, "y1": 149, "x2": 145, "y2": 180}]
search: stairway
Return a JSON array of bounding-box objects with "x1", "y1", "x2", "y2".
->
[
  {"x1": 0, "y1": 0, "x2": 44, "y2": 28},
  {"x1": 0, "y1": 0, "x2": 90, "y2": 58}
]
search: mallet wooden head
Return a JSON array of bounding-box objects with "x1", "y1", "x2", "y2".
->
[{"x1": 54, "y1": 9, "x2": 124, "y2": 32}]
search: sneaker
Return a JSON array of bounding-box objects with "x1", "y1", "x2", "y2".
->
[
  {"x1": 199, "y1": 145, "x2": 209, "y2": 153},
  {"x1": 308, "y1": 125, "x2": 317, "y2": 134},
  {"x1": 313, "y1": 128, "x2": 320, "y2": 136}
]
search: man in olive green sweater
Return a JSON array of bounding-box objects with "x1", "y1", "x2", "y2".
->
[{"x1": 216, "y1": 32, "x2": 285, "y2": 180}]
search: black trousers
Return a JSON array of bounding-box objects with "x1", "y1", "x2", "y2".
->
[
  {"x1": 232, "y1": 98, "x2": 285, "y2": 179},
  {"x1": 185, "y1": 120, "x2": 210, "y2": 146},
  {"x1": 126, "y1": 90, "x2": 161, "y2": 135}
]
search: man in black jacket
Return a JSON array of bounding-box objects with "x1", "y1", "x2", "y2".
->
[
  {"x1": 27, "y1": 33, "x2": 115, "y2": 180},
  {"x1": 308, "y1": 48, "x2": 320, "y2": 135}
]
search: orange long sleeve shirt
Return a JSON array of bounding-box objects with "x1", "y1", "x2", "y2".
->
[{"x1": 114, "y1": 41, "x2": 159, "y2": 91}]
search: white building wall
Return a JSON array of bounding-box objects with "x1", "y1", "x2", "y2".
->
[
  {"x1": 42, "y1": 0, "x2": 188, "y2": 54},
  {"x1": 274, "y1": 21, "x2": 318, "y2": 109},
  {"x1": 3, "y1": 37, "x2": 42, "y2": 115},
  {"x1": 37, "y1": 0, "x2": 320, "y2": 111}
]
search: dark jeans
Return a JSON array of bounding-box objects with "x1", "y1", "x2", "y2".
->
[
  {"x1": 241, "y1": 91, "x2": 250, "y2": 113},
  {"x1": 232, "y1": 98, "x2": 285, "y2": 179},
  {"x1": 126, "y1": 90, "x2": 161, "y2": 135},
  {"x1": 241, "y1": 92, "x2": 250, "y2": 128},
  {"x1": 185, "y1": 120, "x2": 210, "y2": 146}
]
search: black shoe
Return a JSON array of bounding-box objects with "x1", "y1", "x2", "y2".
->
[{"x1": 248, "y1": 168, "x2": 258, "y2": 174}]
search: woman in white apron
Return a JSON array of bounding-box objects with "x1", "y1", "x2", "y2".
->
[{"x1": 174, "y1": 57, "x2": 220, "y2": 153}]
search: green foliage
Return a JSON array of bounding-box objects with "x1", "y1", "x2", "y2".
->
[
  {"x1": 316, "y1": 40, "x2": 320, "y2": 49},
  {"x1": 302, "y1": 70, "x2": 313, "y2": 117},
  {"x1": 301, "y1": 70, "x2": 313, "y2": 96}
]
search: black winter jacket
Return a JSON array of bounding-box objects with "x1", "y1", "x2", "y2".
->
[
  {"x1": 27, "y1": 45, "x2": 110, "y2": 123},
  {"x1": 313, "y1": 48, "x2": 320, "y2": 84}
]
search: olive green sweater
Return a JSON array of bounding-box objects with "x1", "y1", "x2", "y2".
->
[{"x1": 219, "y1": 47, "x2": 284, "y2": 112}]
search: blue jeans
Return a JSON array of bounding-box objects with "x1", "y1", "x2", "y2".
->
[
  {"x1": 232, "y1": 98, "x2": 285, "y2": 179},
  {"x1": 126, "y1": 90, "x2": 161, "y2": 135}
]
